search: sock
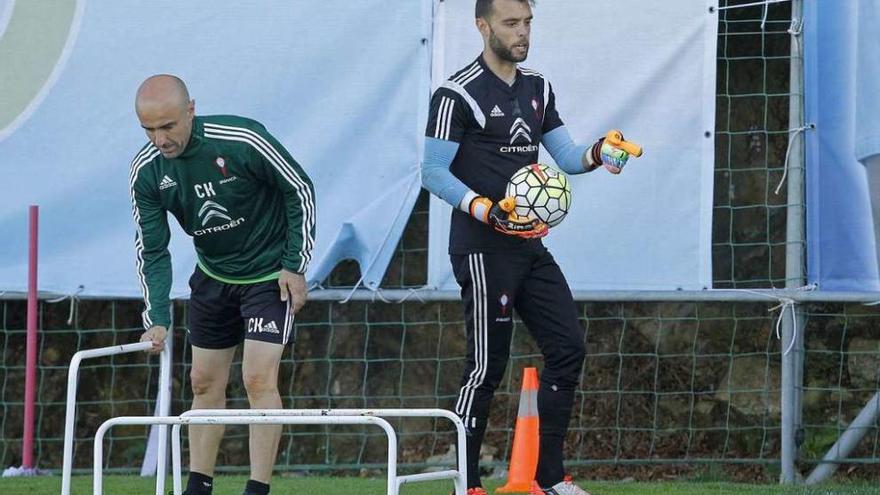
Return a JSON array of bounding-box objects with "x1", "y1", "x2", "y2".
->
[
  {"x1": 185, "y1": 471, "x2": 214, "y2": 495},
  {"x1": 465, "y1": 424, "x2": 488, "y2": 488},
  {"x1": 243, "y1": 479, "x2": 270, "y2": 495},
  {"x1": 534, "y1": 380, "x2": 576, "y2": 488}
]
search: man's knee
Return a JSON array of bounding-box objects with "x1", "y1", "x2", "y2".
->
[
  {"x1": 190, "y1": 367, "x2": 225, "y2": 397},
  {"x1": 243, "y1": 370, "x2": 278, "y2": 398}
]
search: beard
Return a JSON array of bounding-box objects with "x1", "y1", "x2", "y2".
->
[{"x1": 489, "y1": 29, "x2": 528, "y2": 63}]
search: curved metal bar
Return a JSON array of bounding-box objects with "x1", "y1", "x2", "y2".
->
[
  {"x1": 61, "y1": 341, "x2": 154, "y2": 495},
  {"x1": 94, "y1": 415, "x2": 397, "y2": 495}
]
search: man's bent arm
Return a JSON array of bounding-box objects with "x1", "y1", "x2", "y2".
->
[
  {"x1": 542, "y1": 126, "x2": 593, "y2": 174},
  {"x1": 421, "y1": 137, "x2": 474, "y2": 209}
]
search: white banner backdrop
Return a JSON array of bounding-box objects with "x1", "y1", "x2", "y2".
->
[
  {"x1": 0, "y1": 0, "x2": 431, "y2": 297},
  {"x1": 427, "y1": 0, "x2": 717, "y2": 291},
  {"x1": 804, "y1": 0, "x2": 880, "y2": 291}
]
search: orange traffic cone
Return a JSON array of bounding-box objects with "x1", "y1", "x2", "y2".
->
[{"x1": 495, "y1": 367, "x2": 540, "y2": 493}]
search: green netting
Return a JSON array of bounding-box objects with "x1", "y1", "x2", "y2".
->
[
  {"x1": 714, "y1": 0, "x2": 795, "y2": 288},
  {"x1": 0, "y1": 299, "x2": 164, "y2": 471},
  {"x1": 800, "y1": 304, "x2": 880, "y2": 467},
  {"x1": 3, "y1": 299, "x2": 880, "y2": 480}
]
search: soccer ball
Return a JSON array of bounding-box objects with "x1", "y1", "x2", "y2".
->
[{"x1": 506, "y1": 164, "x2": 572, "y2": 228}]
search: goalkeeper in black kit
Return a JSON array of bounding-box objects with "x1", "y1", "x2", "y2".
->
[{"x1": 420, "y1": 1, "x2": 640, "y2": 494}]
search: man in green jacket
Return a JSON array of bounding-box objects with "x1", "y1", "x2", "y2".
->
[{"x1": 130, "y1": 74, "x2": 315, "y2": 495}]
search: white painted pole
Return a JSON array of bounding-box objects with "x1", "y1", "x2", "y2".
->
[
  {"x1": 60, "y1": 341, "x2": 153, "y2": 495},
  {"x1": 154, "y1": 333, "x2": 173, "y2": 495}
]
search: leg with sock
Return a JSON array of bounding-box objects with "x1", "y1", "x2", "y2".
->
[
  {"x1": 515, "y1": 249, "x2": 586, "y2": 489},
  {"x1": 241, "y1": 340, "x2": 285, "y2": 495},
  {"x1": 185, "y1": 271, "x2": 241, "y2": 495},
  {"x1": 185, "y1": 346, "x2": 236, "y2": 495},
  {"x1": 451, "y1": 252, "x2": 528, "y2": 488}
]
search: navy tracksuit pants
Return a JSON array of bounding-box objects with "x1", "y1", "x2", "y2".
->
[{"x1": 451, "y1": 247, "x2": 586, "y2": 488}]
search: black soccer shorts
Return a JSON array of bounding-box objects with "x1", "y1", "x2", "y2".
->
[{"x1": 186, "y1": 267, "x2": 293, "y2": 349}]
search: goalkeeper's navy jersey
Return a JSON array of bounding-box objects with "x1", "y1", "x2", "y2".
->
[
  {"x1": 425, "y1": 55, "x2": 565, "y2": 254},
  {"x1": 129, "y1": 115, "x2": 316, "y2": 329}
]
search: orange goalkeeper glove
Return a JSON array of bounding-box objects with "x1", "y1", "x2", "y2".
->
[{"x1": 469, "y1": 196, "x2": 548, "y2": 239}]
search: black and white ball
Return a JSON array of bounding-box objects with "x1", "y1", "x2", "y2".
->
[{"x1": 506, "y1": 164, "x2": 572, "y2": 228}]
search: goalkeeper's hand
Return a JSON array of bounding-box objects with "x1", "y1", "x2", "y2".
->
[
  {"x1": 139, "y1": 325, "x2": 167, "y2": 354},
  {"x1": 469, "y1": 196, "x2": 548, "y2": 239},
  {"x1": 589, "y1": 136, "x2": 630, "y2": 174}
]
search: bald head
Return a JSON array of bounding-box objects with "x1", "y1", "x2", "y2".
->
[
  {"x1": 136, "y1": 74, "x2": 191, "y2": 112},
  {"x1": 135, "y1": 74, "x2": 195, "y2": 159}
]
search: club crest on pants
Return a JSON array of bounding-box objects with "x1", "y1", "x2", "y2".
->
[{"x1": 496, "y1": 293, "x2": 512, "y2": 323}]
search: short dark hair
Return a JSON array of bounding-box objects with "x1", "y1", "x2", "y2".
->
[{"x1": 475, "y1": 0, "x2": 534, "y2": 20}]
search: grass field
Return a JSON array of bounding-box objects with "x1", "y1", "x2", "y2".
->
[{"x1": 0, "y1": 475, "x2": 876, "y2": 495}]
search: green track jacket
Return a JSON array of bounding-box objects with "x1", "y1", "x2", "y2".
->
[{"x1": 129, "y1": 115, "x2": 315, "y2": 329}]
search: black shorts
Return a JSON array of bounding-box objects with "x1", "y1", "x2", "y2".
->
[{"x1": 187, "y1": 267, "x2": 293, "y2": 349}]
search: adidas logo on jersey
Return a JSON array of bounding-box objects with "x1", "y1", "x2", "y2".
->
[
  {"x1": 159, "y1": 175, "x2": 177, "y2": 190},
  {"x1": 490, "y1": 105, "x2": 505, "y2": 118}
]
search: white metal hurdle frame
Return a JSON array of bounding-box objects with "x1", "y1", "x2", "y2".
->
[
  {"x1": 61, "y1": 341, "x2": 171, "y2": 495},
  {"x1": 172, "y1": 409, "x2": 468, "y2": 495},
  {"x1": 95, "y1": 415, "x2": 399, "y2": 495}
]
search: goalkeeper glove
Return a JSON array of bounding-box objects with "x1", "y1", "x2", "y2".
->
[
  {"x1": 588, "y1": 135, "x2": 631, "y2": 174},
  {"x1": 469, "y1": 196, "x2": 548, "y2": 239}
]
